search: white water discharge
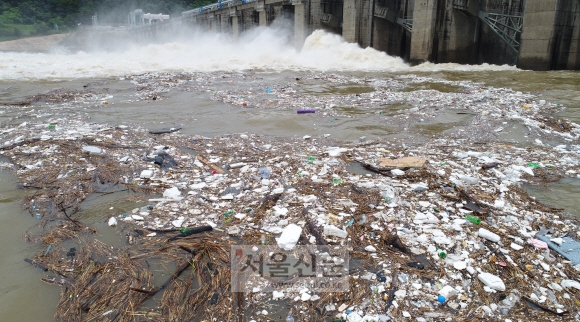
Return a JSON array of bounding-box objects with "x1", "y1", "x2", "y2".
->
[{"x1": 0, "y1": 28, "x2": 516, "y2": 81}]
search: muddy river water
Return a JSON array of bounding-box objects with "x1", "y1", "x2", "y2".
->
[{"x1": 1, "y1": 29, "x2": 580, "y2": 320}]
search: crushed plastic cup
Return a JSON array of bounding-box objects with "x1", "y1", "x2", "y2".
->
[{"x1": 259, "y1": 167, "x2": 271, "y2": 178}]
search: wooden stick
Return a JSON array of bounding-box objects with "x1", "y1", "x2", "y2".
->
[
  {"x1": 196, "y1": 156, "x2": 224, "y2": 174},
  {"x1": 358, "y1": 161, "x2": 393, "y2": 177},
  {"x1": 130, "y1": 253, "x2": 201, "y2": 296}
]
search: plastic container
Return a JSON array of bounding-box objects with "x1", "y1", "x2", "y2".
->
[{"x1": 286, "y1": 314, "x2": 295, "y2": 322}]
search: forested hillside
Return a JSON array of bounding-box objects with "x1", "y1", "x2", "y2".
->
[{"x1": 0, "y1": 0, "x2": 213, "y2": 41}]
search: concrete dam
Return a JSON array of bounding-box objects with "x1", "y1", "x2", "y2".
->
[
  {"x1": 2, "y1": 0, "x2": 578, "y2": 71},
  {"x1": 165, "y1": 0, "x2": 579, "y2": 71}
]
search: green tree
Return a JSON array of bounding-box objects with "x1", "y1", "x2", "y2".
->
[
  {"x1": 1, "y1": 0, "x2": 219, "y2": 31},
  {"x1": 34, "y1": 21, "x2": 50, "y2": 35},
  {"x1": 0, "y1": 7, "x2": 23, "y2": 24}
]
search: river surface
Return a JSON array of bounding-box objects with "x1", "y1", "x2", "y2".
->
[{"x1": 1, "y1": 29, "x2": 580, "y2": 321}]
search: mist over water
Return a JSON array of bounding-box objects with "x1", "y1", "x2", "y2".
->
[{"x1": 0, "y1": 25, "x2": 517, "y2": 81}]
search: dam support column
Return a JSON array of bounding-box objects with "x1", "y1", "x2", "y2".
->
[
  {"x1": 209, "y1": 15, "x2": 216, "y2": 33},
  {"x1": 342, "y1": 0, "x2": 359, "y2": 43},
  {"x1": 517, "y1": 0, "x2": 558, "y2": 70},
  {"x1": 409, "y1": 0, "x2": 437, "y2": 65},
  {"x1": 569, "y1": 6, "x2": 580, "y2": 70},
  {"x1": 293, "y1": 1, "x2": 307, "y2": 49},
  {"x1": 310, "y1": 0, "x2": 322, "y2": 31},
  {"x1": 221, "y1": 14, "x2": 230, "y2": 35},
  {"x1": 258, "y1": 9, "x2": 267, "y2": 27},
  {"x1": 232, "y1": 14, "x2": 239, "y2": 40},
  {"x1": 258, "y1": 1, "x2": 267, "y2": 27}
]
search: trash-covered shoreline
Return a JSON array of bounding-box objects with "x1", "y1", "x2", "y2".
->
[{"x1": 2, "y1": 71, "x2": 580, "y2": 321}]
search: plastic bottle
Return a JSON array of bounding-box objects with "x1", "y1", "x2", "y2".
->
[
  {"x1": 527, "y1": 162, "x2": 541, "y2": 169},
  {"x1": 360, "y1": 299, "x2": 371, "y2": 309},
  {"x1": 323, "y1": 225, "x2": 348, "y2": 238},
  {"x1": 357, "y1": 214, "x2": 368, "y2": 225},
  {"x1": 543, "y1": 249, "x2": 556, "y2": 262},
  {"x1": 436, "y1": 248, "x2": 447, "y2": 259},
  {"x1": 499, "y1": 290, "x2": 520, "y2": 315},
  {"x1": 286, "y1": 314, "x2": 295, "y2": 322},
  {"x1": 546, "y1": 289, "x2": 557, "y2": 304},
  {"x1": 209, "y1": 292, "x2": 219, "y2": 304},
  {"x1": 180, "y1": 226, "x2": 213, "y2": 235},
  {"x1": 458, "y1": 174, "x2": 478, "y2": 185},
  {"x1": 465, "y1": 214, "x2": 481, "y2": 225},
  {"x1": 478, "y1": 228, "x2": 501, "y2": 243},
  {"x1": 260, "y1": 234, "x2": 266, "y2": 245},
  {"x1": 31, "y1": 203, "x2": 41, "y2": 219}
]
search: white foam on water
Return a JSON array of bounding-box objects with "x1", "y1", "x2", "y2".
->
[
  {"x1": 412, "y1": 62, "x2": 518, "y2": 72},
  {"x1": 0, "y1": 28, "x2": 518, "y2": 81}
]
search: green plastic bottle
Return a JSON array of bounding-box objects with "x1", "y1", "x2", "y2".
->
[{"x1": 465, "y1": 214, "x2": 481, "y2": 225}]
